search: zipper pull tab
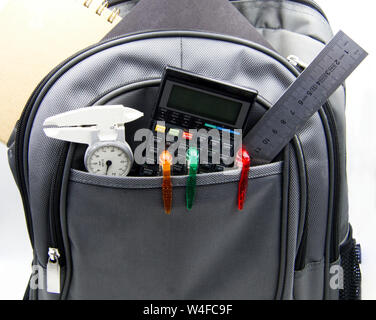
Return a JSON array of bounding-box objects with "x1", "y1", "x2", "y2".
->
[
  {"x1": 287, "y1": 55, "x2": 308, "y2": 70},
  {"x1": 47, "y1": 248, "x2": 61, "y2": 294}
]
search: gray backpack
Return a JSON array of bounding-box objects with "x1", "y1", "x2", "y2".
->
[{"x1": 7, "y1": 0, "x2": 361, "y2": 300}]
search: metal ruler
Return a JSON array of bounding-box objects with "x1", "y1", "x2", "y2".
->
[{"x1": 244, "y1": 31, "x2": 368, "y2": 164}]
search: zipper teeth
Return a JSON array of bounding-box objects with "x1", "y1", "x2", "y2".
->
[
  {"x1": 48, "y1": 144, "x2": 69, "y2": 264},
  {"x1": 323, "y1": 102, "x2": 340, "y2": 261},
  {"x1": 293, "y1": 103, "x2": 335, "y2": 270},
  {"x1": 286, "y1": 56, "x2": 340, "y2": 268},
  {"x1": 293, "y1": 136, "x2": 308, "y2": 270}
]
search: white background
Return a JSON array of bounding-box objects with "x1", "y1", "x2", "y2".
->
[{"x1": 0, "y1": 0, "x2": 375, "y2": 299}]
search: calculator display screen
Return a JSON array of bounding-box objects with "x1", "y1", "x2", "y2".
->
[{"x1": 167, "y1": 84, "x2": 242, "y2": 125}]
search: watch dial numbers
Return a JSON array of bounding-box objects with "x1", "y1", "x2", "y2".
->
[{"x1": 87, "y1": 145, "x2": 131, "y2": 176}]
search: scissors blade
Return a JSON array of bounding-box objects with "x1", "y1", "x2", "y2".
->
[{"x1": 43, "y1": 127, "x2": 96, "y2": 145}]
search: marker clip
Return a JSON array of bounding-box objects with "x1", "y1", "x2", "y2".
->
[
  {"x1": 159, "y1": 151, "x2": 173, "y2": 214},
  {"x1": 186, "y1": 148, "x2": 199, "y2": 210},
  {"x1": 236, "y1": 148, "x2": 251, "y2": 211}
]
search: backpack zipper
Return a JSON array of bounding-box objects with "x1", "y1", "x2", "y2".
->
[
  {"x1": 47, "y1": 247, "x2": 61, "y2": 294},
  {"x1": 322, "y1": 102, "x2": 341, "y2": 262},
  {"x1": 47, "y1": 144, "x2": 69, "y2": 265},
  {"x1": 286, "y1": 55, "x2": 308, "y2": 70},
  {"x1": 287, "y1": 55, "x2": 341, "y2": 267}
]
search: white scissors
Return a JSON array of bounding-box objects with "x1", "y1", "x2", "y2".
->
[{"x1": 43, "y1": 105, "x2": 143, "y2": 176}]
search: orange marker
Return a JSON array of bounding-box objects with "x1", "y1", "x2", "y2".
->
[{"x1": 159, "y1": 150, "x2": 173, "y2": 214}]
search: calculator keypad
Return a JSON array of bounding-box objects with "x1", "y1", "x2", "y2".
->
[{"x1": 139, "y1": 112, "x2": 237, "y2": 176}]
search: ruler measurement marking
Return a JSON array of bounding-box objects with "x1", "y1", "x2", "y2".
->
[{"x1": 245, "y1": 31, "x2": 367, "y2": 163}]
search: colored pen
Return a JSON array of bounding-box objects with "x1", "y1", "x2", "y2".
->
[
  {"x1": 159, "y1": 150, "x2": 173, "y2": 214},
  {"x1": 186, "y1": 147, "x2": 199, "y2": 210},
  {"x1": 236, "y1": 147, "x2": 251, "y2": 211}
]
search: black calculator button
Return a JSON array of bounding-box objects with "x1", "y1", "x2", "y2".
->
[
  {"x1": 141, "y1": 168, "x2": 155, "y2": 176},
  {"x1": 194, "y1": 119, "x2": 204, "y2": 126},
  {"x1": 181, "y1": 120, "x2": 191, "y2": 127},
  {"x1": 173, "y1": 164, "x2": 185, "y2": 175},
  {"x1": 199, "y1": 165, "x2": 213, "y2": 174},
  {"x1": 214, "y1": 165, "x2": 225, "y2": 172}
]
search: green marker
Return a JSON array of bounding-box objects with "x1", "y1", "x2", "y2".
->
[{"x1": 186, "y1": 147, "x2": 199, "y2": 210}]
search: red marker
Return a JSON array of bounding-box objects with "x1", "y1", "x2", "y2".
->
[{"x1": 236, "y1": 148, "x2": 251, "y2": 210}]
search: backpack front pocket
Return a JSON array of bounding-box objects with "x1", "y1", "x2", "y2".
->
[{"x1": 63, "y1": 162, "x2": 284, "y2": 299}]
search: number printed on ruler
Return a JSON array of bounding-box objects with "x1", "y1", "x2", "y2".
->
[{"x1": 246, "y1": 31, "x2": 368, "y2": 163}]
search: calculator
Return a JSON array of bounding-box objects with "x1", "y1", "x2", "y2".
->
[{"x1": 139, "y1": 67, "x2": 257, "y2": 176}]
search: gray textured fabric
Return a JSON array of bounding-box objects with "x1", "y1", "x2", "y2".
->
[
  {"x1": 104, "y1": 0, "x2": 275, "y2": 50},
  {"x1": 328, "y1": 88, "x2": 349, "y2": 251},
  {"x1": 280, "y1": 145, "x2": 302, "y2": 299},
  {"x1": 33, "y1": 265, "x2": 65, "y2": 301},
  {"x1": 234, "y1": 0, "x2": 350, "y2": 268},
  {"x1": 293, "y1": 260, "x2": 324, "y2": 300},
  {"x1": 27, "y1": 32, "x2": 297, "y2": 266},
  {"x1": 297, "y1": 114, "x2": 329, "y2": 263},
  {"x1": 20, "y1": 0, "x2": 348, "y2": 300},
  {"x1": 327, "y1": 259, "x2": 341, "y2": 300},
  {"x1": 112, "y1": 0, "x2": 333, "y2": 48},
  {"x1": 259, "y1": 29, "x2": 326, "y2": 64},
  {"x1": 232, "y1": 0, "x2": 333, "y2": 44},
  {"x1": 67, "y1": 79, "x2": 297, "y2": 299},
  {"x1": 70, "y1": 162, "x2": 283, "y2": 189},
  {"x1": 65, "y1": 172, "x2": 283, "y2": 299},
  {"x1": 238, "y1": 1, "x2": 332, "y2": 267}
]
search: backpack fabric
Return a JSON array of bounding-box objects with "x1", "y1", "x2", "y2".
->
[{"x1": 7, "y1": 0, "x2": 361, "y2": 300}]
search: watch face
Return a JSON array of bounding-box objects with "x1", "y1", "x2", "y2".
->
[{"x1": 85, "y1": 143, "x2": 132, "y2": 177}]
